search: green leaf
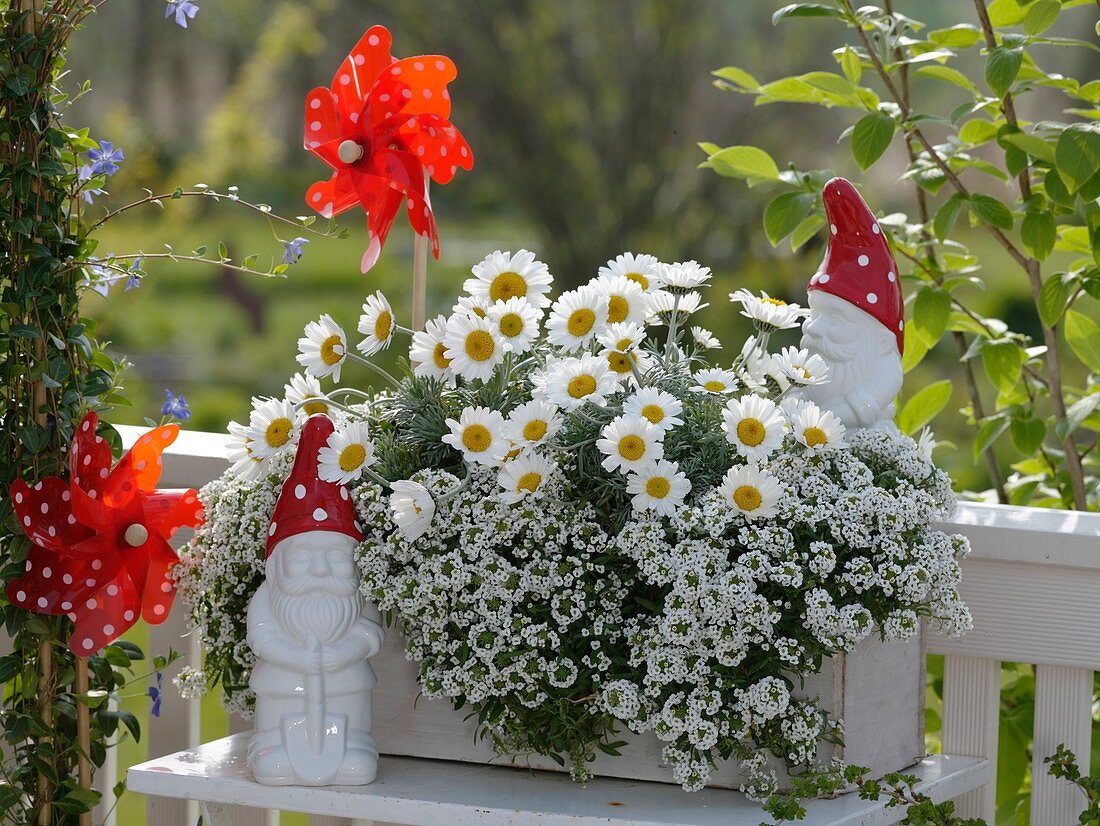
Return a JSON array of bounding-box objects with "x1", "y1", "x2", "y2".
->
[
  {"x1": 896, "y1": 380, "x2": 952, "y2": 435},
  {"x1": 969, "y1": 194, "x2": 1014, "y2": 230},
  {"x1": 959, "y1": 119, "x2": 999, "y2": 146},
  {"x1": 840, "y1": 47, "x2": 862, "y2": 84},
  {"x1": 763, "y1": 192, "x2": 814, "y2": 246},
  {"x1": 1021, "y1": 210, "x2": 1056, "y2": 260},
  {"x1": 929, "y1": 25, "x2": 981, "y2": 49},
  {"x1": 1023, "y1": 0, "x2": 1060, "y2": 35},
  {"x1": 901, "y1": 324, "x2": 929, "y2": 373},
  {"x1": 973, "y1": 416, "x2": 1010, "y2": 462},
  {"x1": 1055, "y1": 124, "x2": 1100, "y2": 193},
  {"x1": 1058, "y1": 393, "x2": 1100, "y2": 440},
  {"x1": 1044, "y1": 168, "x2": 1075, "y2": 207},
  {"x1": 1011, "y1": 417, "x2": 1047, "y2": 454},
  {"x1": 983, "y1": 340, "x2": 1023, "y2": 393},
  {"x1": 1038, "y1": 272, "x2": 1076, "y2": 327},
  {"x1": 705, "y1": 146, "x2": 780, "y2": 181},
  {"x1": 851, "y1": 113, "x2": 896, "y2": 170},
  {"x1": 914, "y1": 65, "x2": 978, "y2": 93},
  {"x1": 772, "y1": 3, "x2": 842, "y2": 24},
  {"x1": 1002, "y1": 132, "x2": 1057, "y2": 164},
  {"x1": 912, "y1": 287, "x2": 951, "y2": 348},
  {"x1": 986, "y1": 46, "x2": 1023, "y2": 99},
  {"x1": 790, "y1": 213, "x2": 826, "y2": 251},
  {"x1": 1064, "y1": 310, "x2": 1100, "y2": 372},
  {"x1": 217, "y1": 241, "x2": 229, "y2": 261},
  {"x1": 988, "y1": 0, "x2": 1027, "y2": 26},
  {"x1": 712, "y1": 66, "x2": 759, "y2": 91},
  {"x1": 934, "y1": 193, "x2": 967, "y2": 240}
]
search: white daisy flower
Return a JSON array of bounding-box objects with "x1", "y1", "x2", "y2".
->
[
  {"x1": 486, "y1": 297, "x2": 541, "y2": 355},
  {"x1": 623, "y1": 388, "x2": 684, "y2": 432},
  {"x1": 722, "y1": 394, "x2": 786, "y2": 462},
  {"x1": 356, "y1": 290, "x2": 396, "y2": 356},
  {"x1": 739, "y1": 338, "x2": 786, "y2": 394},
  {"x1": 452, "y1": 294, "x2": 491, "y2": 319},
  {"x1": 463, "y1": 249, "x2": 553, "y2": 310},
  {"x1": 691, "y1": 326, "x2": 722, "y2": 350},
  {"x1": 226, "y1": 420, "x2": 269, "y2": 481},
  {"x1": 317, "y1": 421, "x2": 376, "y2": 484},
  {"x1": 505, "y1": 400, "x2": 562, "y2": 448},
  {"x1": 789, "y1": 403, "x2": 847, "y2": 453},
  {"x1": 774, "y1": 346, "x2": 830, "y2": 387},
  {"x1": 596, "y1": 321, "x2": 646, "y2": 353},
  {"x1": 656, "y1": 260, "x2": 711, "y2": 293},
  {"x1": 597, "y1": 252, "x2": 663, "y2": 292},
  {"x1": 597, "y1": 414, "x2": 664, "y2": 473},
  {"x1": 443, "y1": 313, "x2": 509, "y2": 381},
  {"x1": 916, "y1": 427, "x2": 936, "y2": 459},
  {"x1": 645, "y1": 290, "x2": 708, "y2": 325},
  {"x1": 409, "y1": 315, "x2": 454, "y2": 381},
  {"x1": 296, "y1": 314, "x2": 349, "y2": 382},
  {"x1": 497, "y1": 452, "x2": 557, "y2": 504},
  {"x1": 284, "y1": 373, "x2": 330, "y2": 416},
  {"x1": 594, "y1": 275, "x2": 647, "y2": 326},
  {"x1": 390, "y1": 480, "x2": 435, "y2": 540},
  {"x1": 600, "y1": 338, "x2": 653, "y2": 383},
  {"x1": 691, "y1": 368, "x2": 740, "y2": 395},
  {"x1": 442, "y1": 406, "x2": 509, "y2": 466},
  {"x1": 728, "y1": 289, "x2": 809, "y2": 332},
  {"x1": 718, "y1": 464, "x2": 783, "y2": 519},
  {"x1": 626, "y1": 459, "x2": 690, "y2": 516},
  {"x1": 534, "y1": 355, "x2": 617, "y2": 410},
  {"x1": 246, "y1": 397, "x2": 302, "y2": 459},
  {"x1": 546, "y1": 285, "x2": 607, "y2": 351}
]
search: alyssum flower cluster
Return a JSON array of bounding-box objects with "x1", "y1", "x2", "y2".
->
[{"x1": 176, "y1": 249, "x2": 970, "y2": 800}]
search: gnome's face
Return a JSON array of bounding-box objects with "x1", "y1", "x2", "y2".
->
[
  {"x1": 801, "y1": 291, "x2": 887, "y2": 363},
  {"x1": 267, "y1": 531, "x2": 362, "y2": 644}
]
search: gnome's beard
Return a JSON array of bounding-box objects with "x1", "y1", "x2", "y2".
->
[
  {"x1": 801, "y1": 325, "x2": 882, "y2": 399},
  {"x1": 270, "y1": 572, "x2": 362, "y2": 646}
]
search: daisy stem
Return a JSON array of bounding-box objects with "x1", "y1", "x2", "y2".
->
[
  {"x1": 292, "y1": 397, "x2": 360, "y2": 417},
  {"x1": 329, "y1": 387, "x2": 374, "y2": 402},
  {"x1": 347, "y1": 352, "x2": 402, "y2": 390},
  {"x1": 664, "y1": 294, "x2": 683, "y2": 356},
  {"x1": 360, "y1": 466, "x2": 393, "y2": 489},
  {"x1": 394, "y1": 325, "x2": 416, "y2": 337},
  {"x1": 629, "y1": 358, "x2": 647, "y2": 389},
  {"x1": 437, "y1": 474, "x2": 473, "y2": 504}
]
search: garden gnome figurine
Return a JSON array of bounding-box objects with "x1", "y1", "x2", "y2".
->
[
  {"x1": 796, "y1": 177, "x2": 904, "y2": 431},
  {"x1": 246, "y1": 413, "x2": 384, "y2": 786}
]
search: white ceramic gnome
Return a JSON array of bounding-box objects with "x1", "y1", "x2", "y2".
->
[
  {"x1": 246, "y1": 414, "x2": 384, "y2": 786},
  {"x1": 795, "y1": 177, "x2": 905, "y2": 431}
]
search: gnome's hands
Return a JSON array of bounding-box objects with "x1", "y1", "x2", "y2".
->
[{"x1": 849, "y1": 389, "x2": 884, "y2": 429}]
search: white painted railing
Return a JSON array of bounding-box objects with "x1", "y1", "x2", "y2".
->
[{"x1": 103, "y1": 426, "x2": 1100, "y2": 826}]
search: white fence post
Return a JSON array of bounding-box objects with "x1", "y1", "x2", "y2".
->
[
  {"x1": 1030, "y1": 665, "x2": 1093, "y2": 825},
  {"x1": 940, "y1": 655, "x2": 1000, "y2": 823}
]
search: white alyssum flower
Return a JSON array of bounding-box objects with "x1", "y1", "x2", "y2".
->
[
  {"x1": 356, "y1": 290, "x2": 396, "y2": 356},
  {"x1": 722, "y1": 395, "x2": 786, "y2": 462},
  {"x1": 443, "y1": 312, "x2": 509, "y2": 381},
  {"x1": 283, "y1": 372, "x2": 329, "y2": 416},
  {"x1": 657, "y1": 260, "x2": 711, "y2": 293},
  {"x1": 486, "y1": 296, "x2": 541, "y2": 355},
  {"x1": 497, "y1": 453, "x2": 557, "y2": 504},
  {"x1": 442, "y1": 407, "x2": 509, "y2": 466},
  {"x1": 690, "y1": 368, "x2": 739, "y2": 395},
  {"x1": 505, "y1": 400, "x2": 562, "y2": 448},
  {"x1": 691, "y1": 326, "x2": 722, "y2": 350},
  {"x1": 789, "y1": 403, "x2": 847, "y2": 453},
  {"x1": 246, "y1": 397, "x2": 302, "y2": 459},
  {"x1": 598, "y1": 251, "x2": 663, "y2": 292},
  {"x1": 296, "y1": 314, "x2": 349, "y2": 382},
  {"x1": 317, "y1": 421, "x2": 376, "y2": 484},
  {"x1": 718, "y1": 464, "x2": 783, "y2": 519},
  {"x1": 626, "y1": 460, "x2": 690, "y2": 516},
  {"x1": 597, "y1": 415, "x2": 664, "y2": 473},
  {"x1": 728, "y1": 289, "x2": 809, "y2": 332},
  {"x1": 594, "y1": 275, "x2": 648, "y2": 326},
  {"x1": 546, "y1": 285, "x2": 607, "y2": 351},
  {"x1": 464, "y1": 249, "x2": 553, "y2": 309},
  {"x1": 774, "y1": 346, "x2": 830, "y2": 387},
  {"x1": 409, "y1": 315, "x2": 453, "y2": 380},
  {"x1": 623, "y1": 388, "x2": 684, "y2": 432},
  {"x1": 390, "y1": 480, "x2": 435, "y2": 539},
  {"x1": 533, "y1": 355, "x2": 617, "y2": 410}
]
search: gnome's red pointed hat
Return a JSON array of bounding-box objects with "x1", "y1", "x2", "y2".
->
[
  {"x1": 266, "y1": 414, "x2": 363, "y2": 557},
  {"x1": 808, "y1": 177, "x2": 904, "y2": 353}
]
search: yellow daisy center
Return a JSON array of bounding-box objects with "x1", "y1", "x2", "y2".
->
[
  {"x1": 617, "y1": 338, "x2": 634, "y2": 351},
  {"x1": 645, "y1": 476, "x2": 671, "y2": 498},
  {"x1": 505, "y1": 446, "x2": 522, "y2": 461},
  {"x1": 618, "y1": 435, "x2": 646, "y2": 461},
  {"x1": 523, "y1": 420, "x2": 548, "y2": 442},
  {"x1": 607, "y1": 295, "x2": 629, "y2": 323},
  {"x1": 704, "y1": 380, "x2": 726, "y2": 392},
  {"x1": 568, "y1": 375, "x2": 596, "y2": 398},
  {"x1": 733, "y1": 485, "x2": 762, "y2": 511},
  {"x1": 761, "y1": 297, "x2": 788, "y2": 306},
  {"x1": 640, "y1": 404, "x2": 665, "y2": 425},
  {"x1": 736, "y1": 418, "x2": 765, "y2": 447},
  {"x1": 433, "y1": 342, "x2": 452, "y2": 369},
  {"x1": 516, "y1": 472, "x2": 542, "y2": 493},
  {"x1": 804, "y1": 426, "x2": 827, "y2": 447},
  {"x1": 465, "y1": 330, "x2": 496, "y2": 362},
  {"x1": 462, "y1": 424, "x2": 492, "y2": 453},
  {"x1": 320, "y1": 335, "x2": 344, "y2": 366},
  {"x1": 265, "y1": 418, "x2": 293, "y2": 448},
  {"x1": 498, "y1": 312, "x2": 524, "y2": 338},
  {"x1": 338, "y1": 443, "x2": 366, "y2": 471},
  {"x1": 607, "y1": 352, "x2": 633, "y2": 374},
  {"x1": 302, "y1": 397, "x2": 328, "y2": 416},
  {"x1": 490, "y1": 271, "x2": 528, "y2": 302},
  {"x1": 567, "y1": 308, "x2": 596, "y2": 338},
  {"x1": 374, "y1": 310, "x2": 393, "y2": 341},
  {"x1": 625, "y1": 272, "x2": 648, "y2": 289},
  {"x1": 471, "y1": 306, "x2": 487, "y2": 318}
]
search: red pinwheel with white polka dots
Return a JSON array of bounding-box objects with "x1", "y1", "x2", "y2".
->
[
  {"x1": 6, "y1": 412, "x2": 203, "y2": 655},
  {"x1": 303, "y1": 25, "x2": 474, "y2": 272}
]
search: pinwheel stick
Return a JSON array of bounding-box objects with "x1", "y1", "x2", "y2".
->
[
  {"x1": 75, "y1": 658, "x2": 92, "y2": 826},
  {"x1": 411, "y1": 182, "x2": 430, "y2": 332}
]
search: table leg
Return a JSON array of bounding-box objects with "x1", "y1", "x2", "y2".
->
[{"x1": 200, "y1": 801, "x2": 235, "y2": 826}]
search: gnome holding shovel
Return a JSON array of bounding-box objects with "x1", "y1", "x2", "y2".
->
[{"x1": 246, "y1": 414, "x2": 384, "y2": 786}]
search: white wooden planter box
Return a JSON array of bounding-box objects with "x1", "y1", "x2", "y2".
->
[{"x1": 371, "y1": 624, "x2": 926, "y2": 789}]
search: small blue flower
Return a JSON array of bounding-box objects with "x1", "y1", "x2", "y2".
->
[
  {"x1": 161, "y1": 389, "x2": 192, "y2": 421},
  {"x1": 281, "y1": 237, "x2": 310, "y2": 266},
  {"x1": 78, "y1": 164, "x2": 107, "y2": 203},
  {"x1": 125, "y1": 258, "x2": 143, "y2": 291},
  {"x1": 148, "y1": 672, "x2": 163, "y2": 718},
  {"x1": 82, "y1": 258, "x2": 113, "y2": 297},
  {"x1": 87, "y1": 142, "x2": 124, "y2": 177},
  {"x1": 165, "y1": 0, "x2": 200, "y2": 28}
]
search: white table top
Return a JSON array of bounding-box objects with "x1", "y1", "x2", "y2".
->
[{"x1": 126, "y1": 734, "x2": 988, "y2": 826}]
